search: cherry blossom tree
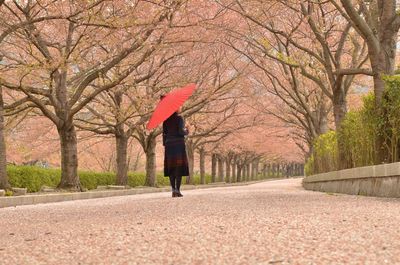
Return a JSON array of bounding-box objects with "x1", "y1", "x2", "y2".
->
[
  {"x1": 217, "y1": 0, "x2": 368, "y2": 166},
  {"x1": 0, "y1": 84, "x2": 7, "y2": 189},
  {"x1": 75, "y1": 50, "x2": 185, "y2": 185},
  {"x1": 0, "y1": 0, "x2": 91, "y2": 189},
  {"x1": 0, "y1": 0, "x2": 184, "y2": 190},
  {"x1": 328, "y1": 0, "x2": 400, "y2": 163},
  {"x1": 328, "y1": 0, "x2": 400, "y2": 105}
]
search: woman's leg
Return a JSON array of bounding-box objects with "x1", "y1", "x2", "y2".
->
[
  {"x1": 176, "y1": 176, "x2": 183, "y2": 196},
  {"x1": 176, "y1": 175, "x2": 182, "y2": 191},
  {"x1": 169, "y1": 175, "x2": 176, "y2": 191}
]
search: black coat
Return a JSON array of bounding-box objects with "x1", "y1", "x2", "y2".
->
[{"x1": 162, "y1": 113, "x2": 189, "y2": 177}]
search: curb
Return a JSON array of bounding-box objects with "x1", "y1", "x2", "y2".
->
[{"x1": 0, "y1": 178, "x2": 285, "y2": 209}]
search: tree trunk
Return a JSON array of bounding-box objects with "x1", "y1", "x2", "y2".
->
[
  {"x1": 282, "y1": 164, "x2": 286, "y2": 177},
  {"x1": 373, "y1": 73, "x2": 391, "y2": 164},
  {"x1": 372, "y1": 50, "x2": 395, "y2": 164},
  {"x1": 114, "y1": 92, "x2": 129, "y2": 186},
  {"x1": 242, "y1": 164, "x2": 246, "y2": 181},
  {"x1": 217, "y1": 156, "x2": 224, "y2": 182},
  {"x1": 254, "y1": 159, "x2": 259, "y2": 180},
  {"x1": 262, "y1": 164, "x2": 266, "y2": 178},
  {"x1": 115, "y1": 134, "x2": 128, "y2": 186},
  {"x1": 211, "y1": 153, "x2": 217, "y2": 183},
  {"x1": 333, "y1": 88, "x2": 347, "y2": 130},
  {"x1": 131, "y1": 151, "x2": 142, "y2": 171},
  {"x1": 225, "y1": 158, "x2": 231, "y2": 183},
  {"x1": 333, "y1": 84, "x2": 349, "y2": 170},
  {"x1": 244, "y1": 164, "x2": 247, "y2": 180},
  {"x1": 285, "y1": 164, "x2": 288, "y2": 177},
  {"x1": 57, "y1": 124, "x2": 81, "y2": 191},
  {"x1": 237, "y1": 164, "x2": 242, "y2": 182},
  {"x1": 370, "y1": 28, "x2": 397, "y2": 163},
  {"x1": 289, "y1": 163, "x2": 293, "y2": 177},
  {"x1": 144, "y1": 135, "x2": 157, "y2": 187},
  {"x1": 371, "y1": 31, "x2": 397, "y2": 106},
  {"x1": 231, "y1": 158, "x2": 236, "y2": 183},
  {"x1": 246, "y1": 164, "x2": 251, "y2": 181},
  {"x1": 199, "y1": 148, "x2": 206, "y2": 184},
  {"x1": 0, "y1": 86, "x2": 9, "y2": 190},
  {"x1": 186, "y1": 142, "x2": 195, "y2": 184},
  {"x1": 250, "y1": 161, "x2": 255, "y2": 180}
]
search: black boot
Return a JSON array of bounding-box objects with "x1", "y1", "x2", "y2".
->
[{"x1": 172, "y1": 189, "x2": 180, "y2": 197}]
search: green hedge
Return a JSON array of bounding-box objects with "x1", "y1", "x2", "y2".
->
[
  {"x1": 380, "y1": 75, "x2": 400, "y2": 161},
  {"x1": 8, "y1": 166, "x2": 61, "y2": 192},
  {"x1": 306, "y1": 100, "x2": 378, "y2": 175},
  {"x1": 6, "y1": 165, "x2": 213, "y2": 192},
  {"x1": 306, "y1": 75, "x2": 400, "y2": 175}
]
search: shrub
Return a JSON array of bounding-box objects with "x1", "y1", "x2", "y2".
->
[
  {"x1": 304, "y1": 155, "x2": 314, "y2": 176},
  {"x1": 307, "y1": 97, "x2": 378, "y2": 175},
  {"x1": 127, "y1": 172, "x2": 170, "y2": 187},
  {"x1": 8, "y1": 165, "x2": 60, "y2": 192},
  {"x1": 306, "y1": 75, "x2": 400, "y2": 175},
  {"x1": 381, "y1": 75, "x2": 400, "y2": 162},
  {"x1": 6, "y1": 166, "x2": 214, "y2": 192},
  {"x1": 338, "y1": 109, "x2": 375, "y2": 168},
  {"x1": 79, "y1": 171, "x2": 115, "y2": 190},
  {"x1": 311, "y1": 131, "x2": 338, "y2": 174}
]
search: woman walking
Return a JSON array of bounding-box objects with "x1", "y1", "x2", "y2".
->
[{"x1": 162, "y1": 105, "x2": 189, "y2": 197}]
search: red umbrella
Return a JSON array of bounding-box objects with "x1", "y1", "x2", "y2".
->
[{"x1": 146, "y1": 83, "x2": 197, "y2": 130}]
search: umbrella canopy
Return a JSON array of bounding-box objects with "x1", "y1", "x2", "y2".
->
[{"x1": 146, "y1": 83, "x2": 197, "y2": 130}]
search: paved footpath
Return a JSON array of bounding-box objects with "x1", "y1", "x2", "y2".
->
[{"x1": 1, "y1": 178, "x2": 400, "y2": 265}]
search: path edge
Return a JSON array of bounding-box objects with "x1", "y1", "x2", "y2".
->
[{"x1": 0, "y1": 178, "x2": 285, "y2": 209}]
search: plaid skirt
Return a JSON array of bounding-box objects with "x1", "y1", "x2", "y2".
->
[{"x1": 164, "y1": 137, "x2": 189, "y2": 177}]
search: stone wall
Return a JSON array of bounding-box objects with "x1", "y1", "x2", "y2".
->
[{"x1": 303, "y1": 162, "x2": 400, "y2": 198}]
